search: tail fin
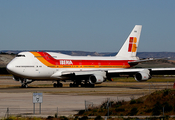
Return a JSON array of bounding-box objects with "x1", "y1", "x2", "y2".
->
[{"x1": 116, "y1": 25, "x2": 142, "y2": 60}]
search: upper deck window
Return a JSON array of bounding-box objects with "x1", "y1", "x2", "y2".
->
[{"x1": 16, "y1": 54, "x2": 25, "y2": 57}]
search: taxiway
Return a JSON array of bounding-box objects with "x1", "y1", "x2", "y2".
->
[{"x1": 0, "y1": 76, "x2": 173, "y2": 117}]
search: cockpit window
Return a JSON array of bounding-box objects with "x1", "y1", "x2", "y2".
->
[{"x1": 16, "y1": 55, "x2": 25, "y2": 57}]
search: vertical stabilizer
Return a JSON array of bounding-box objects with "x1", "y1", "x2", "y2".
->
[{"x1": 116, "y1": 25, "x2": 142, "y2": 60}]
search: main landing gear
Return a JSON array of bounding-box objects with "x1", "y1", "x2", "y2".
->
[
  {"x1": 69, "y1": 80, "x2": 95, "y2": 88},
  {"x1": 53, "y1": 81, "x2": 63, "y2": 87},
  {"x1": 53, "y1": 80, "x2": 95, "y2": 88}
]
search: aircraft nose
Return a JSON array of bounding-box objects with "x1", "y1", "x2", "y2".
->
[{"x1": 6, "y1": 62, "x2": 15, "y2": 74}]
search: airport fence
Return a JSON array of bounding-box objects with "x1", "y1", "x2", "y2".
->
[{"x1": 0, "y1": 106, "x2": 76, "y2": 118}]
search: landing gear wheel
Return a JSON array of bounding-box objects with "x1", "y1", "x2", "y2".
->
[
  {"x1": 70, "y1": 83, "x2": 79, "y2": 87},
  {"x1": 53, "y1": 83, "x2": 57, "y2": 87},
  {"x1": 53, "y1": 82, "x2": 63, "y2": 87},
  {"x1": 81, "y1": 84, "x2": 85, "y2": 87},
  {"x1": 21, "y1": 84, "x2": 28, "y2": 88},
  {"x1": 73, "y1": 84, "x2": 78, "y2": 87},
  {"x1": 90, "y1": 84, "x2": 95, "y2": 88},
  {"x1": 70, "y1": 83, "x2": 73, "y2": 87},
  {"x1": 57, "y1": 83, "x2": 63, "y2": 87}
]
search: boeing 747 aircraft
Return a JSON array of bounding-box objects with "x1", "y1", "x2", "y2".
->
[{"x1": 6, "y1": 25, "x2": 175, "y2": 88}]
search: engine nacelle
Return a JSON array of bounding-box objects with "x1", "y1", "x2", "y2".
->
[
  {"x1": 89, "y1": 75, "x2": 105, "y2": 84},
  {"x1": 88, "y1": 71, "x2": 106, "y2": 84},
  {"x1": 134, "y1": 69, "x2": 151, "y2": 82},
  {"x1": 89, "y1": 75, "x2": 104, "y2": 84}
]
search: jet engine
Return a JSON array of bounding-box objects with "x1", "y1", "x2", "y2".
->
[
  {"x1": 134, "y1": 69, "x2": 151, "y2": 82},
  {"x1": 88, "y1": 71, "x2": 106, "y2": 84},
  {"x1": 89, "y1": 75, "x2": 104, "y2": 84}
]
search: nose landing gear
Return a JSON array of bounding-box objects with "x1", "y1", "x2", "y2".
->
[
  {"x1": 20, "y1": 79, "x2": 33, "y2": 88},
  {"x1": 21, "y1": 83, "x2": 28, "y2": 88}
]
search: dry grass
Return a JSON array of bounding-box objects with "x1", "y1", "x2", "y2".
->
[{"x1": 77, "y1": 89, "x2": 175, "y2": 117}]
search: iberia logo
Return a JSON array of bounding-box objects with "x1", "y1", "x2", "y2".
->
[
  {"x1": 128, "y1": 37, "x2": 137, "y2": 52},
  {"x1": 60, "y1": 60, "x2": 73, "y2": 65}
]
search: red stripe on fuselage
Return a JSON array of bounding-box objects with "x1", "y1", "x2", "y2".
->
[{"x1": 37, "y1": 52, "x2": 134, "y2": 67}]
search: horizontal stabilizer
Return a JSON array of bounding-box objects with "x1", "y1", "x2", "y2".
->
[{"x1": 128, "y1": 58, "x2": 168, "y2": 65}]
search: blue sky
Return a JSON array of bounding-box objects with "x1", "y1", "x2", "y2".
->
[{"x1": 0, "y1": 0, "x2": 175, "y2": 52}]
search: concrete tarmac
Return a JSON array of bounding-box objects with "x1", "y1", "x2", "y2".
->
[{"x1": 0, "y1": 76, "x2": 173, "y2": 118}]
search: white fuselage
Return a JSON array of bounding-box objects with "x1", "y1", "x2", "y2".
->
[{"x1": 7, "y1": 51, "x2": 136, "y2": 80}]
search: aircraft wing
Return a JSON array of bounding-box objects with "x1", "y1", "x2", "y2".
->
[
  {"x1": 51, "y1": 68, "x2": 175, "y2": 83},
  {"x1": 51, "y1": 68, "x2": 151, "y2": 82},
  {"x1": 52, "y1": 68, "x2": 148, "y2": 76},
  {"x1": 151, "y1": 68, "x2": 175, "y2": 75},
  {"x1": 107, "y1": 68, "x2": 148, "y2": 74},
  {"x1": 108, "y1": 67, "x2": 175, "y2": 78}
]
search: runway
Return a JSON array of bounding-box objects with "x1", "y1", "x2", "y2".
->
[{"x1": 0, "y1": 76, "x2": 174, "y2": 117}]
